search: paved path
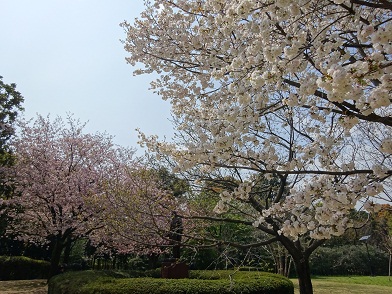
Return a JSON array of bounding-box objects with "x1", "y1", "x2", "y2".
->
[{"x1": 0, "y1": 280, "x2": 47, "y2": 294}]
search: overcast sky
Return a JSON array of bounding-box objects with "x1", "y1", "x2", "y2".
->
[{"x1": 0, "y1": 0, "x2": 173, "y2": 152}]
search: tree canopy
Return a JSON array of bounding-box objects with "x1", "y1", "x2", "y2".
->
[
  {"x1": 3, "y1": 115, "x2": 136, "y2": 276},
  {"x1": 0, "y1": 76, "x2": 24, "y2": 151},
  {"x1": 0, "y1": 75, "x2": 24, "y2": 198},
  {"x1": 2, "y1": 114, "x2": 187, "y2": 276},
  {"x1": 124, "y1": 1, "x2": 392, "y2": 293}
]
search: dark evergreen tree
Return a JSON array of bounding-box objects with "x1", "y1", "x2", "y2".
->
[{"x1": 0, "y1": 75, "x2": 24, "y2": 256}]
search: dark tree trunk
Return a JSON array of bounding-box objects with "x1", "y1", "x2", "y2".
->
[
  {"x1": 49, "y1": 238, "x2": 65, "y2": 279},
  {"x1": 62, "y1": 238, "x2": 73, "y2": 265},
  {"x1": 148, "y1": 253, "x2": 159, "y2": 269},
  {"x1": 277, "y1": 254, "x2": 292, "y2": 277},
  {"x1": 285, "y1": 255, "x2": 292, "y2": 277},
  {"x1": 277, "y1": 234, "x2": 325, "y2": 294},
  {"x1": 112, "y1": 256, "x2": 117, "y2": 269},
  {"x1": 279, "y1": 255, "x2": 285, "y2": 276},
  {"x1": 294, "y1": 257, "x2": 313, "y2": 294}
]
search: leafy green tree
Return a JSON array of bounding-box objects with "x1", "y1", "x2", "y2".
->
[
  {"x1": 310, "y1": 245, "x2": 388, "y2": 276},
  {"x1": 373, "y1": 204, "x2": 392, "y2": 277},
  {"x1": 0, "y1": 75, "x2": 24, "y2": 198},
  {"x1": 154, "y1": 167, "x2": 190, "y2": 198},
  {"x1": 0, "y1": 75, "x2": 24, "y2": 256},
  {"x1": 185, "y1": 175, "x2": 286, "y2": 272}
]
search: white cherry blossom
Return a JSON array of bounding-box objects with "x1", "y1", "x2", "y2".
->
[{"x1": 125, "y1": 2, "x2": 392, "y2": 293}]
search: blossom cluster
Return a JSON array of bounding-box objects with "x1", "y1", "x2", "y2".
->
[
  {"x1": 213, "y1": 182, "x2": 252, "y2": 214},
  {"x1": 252, "y1": 175, "x2": 370, "y2": 240},
  {"x1": 125, "y1": 0, "x2": 392, "y2": 243}
]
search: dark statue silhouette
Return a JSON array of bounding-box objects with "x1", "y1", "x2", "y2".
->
[{"x1": 161, "y1": 211, "x2": 189, "y2": 279}]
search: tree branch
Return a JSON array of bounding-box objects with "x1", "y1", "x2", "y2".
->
[
  {"x1": 283, "y1": 78, "x2": 392, "y2": 127},
  {"x1": 350, "y1": 0, "x2": 392, "y2": 10}
]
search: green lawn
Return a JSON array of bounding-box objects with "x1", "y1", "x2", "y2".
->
[{"x1": 291, "y1": 276, "x2": 392, "y2": 294}]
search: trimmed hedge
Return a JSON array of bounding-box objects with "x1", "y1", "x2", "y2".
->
[
  {"x1": 48, "y1": 269, "x2": 293, "y2": 294},
  {"x1": 0, "y1": 256, "x2": 50, "y2": 280}
]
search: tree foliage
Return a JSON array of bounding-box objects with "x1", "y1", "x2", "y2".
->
[
  {"x1": 125, "y1": 1, "x2": 392, "y2": 293},
  {"x1": 3, "y1": 115, "x2": 136, "y2": 277},
  {"x1": 0, "y1": 75, "x2": 24, "y2": 263},
  {"x1": 0, "y1": 76, "x2": 24, "y2": 152},
  {"x1": 88, "y1": 166, "x2": 181, "y2": 256},
  {"x1": 0, "y1": 75, "x2": 24, "y2": 198},
  {"x1": 310, "y1": 244, "x2": 389, "y2": 276}
]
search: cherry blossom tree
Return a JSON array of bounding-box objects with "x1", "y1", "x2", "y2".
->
[
  {"x1": 89, "y1": 158, "x2": 198, "y2": 272},
  {"x1": 123, "y1": 1, "x2": 392, "y2": 293},
  {"x1": 89, "y1": 163, "x2": 188, "y2": 262},
  {"x1": 4, "y1": 115, "x2": 135, "y2": 277}
]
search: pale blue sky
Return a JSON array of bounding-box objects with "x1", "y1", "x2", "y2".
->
[{"x1": 0, "y1": 0, "x2": 173, "y2": 151}]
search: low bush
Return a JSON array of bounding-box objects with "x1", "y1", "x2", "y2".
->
[
  {"x1": 48, "y1": 269, "x2": 293, "y2": 294},
  {"x1": 0, "y1": 255, "x2": 50, "y2": 280},
  {"x1": 238, "y1": 267, "x2": 265, "y2": 272},
  {"x1": 48, "y1": 269, "x2": 161, "y2": 293}
]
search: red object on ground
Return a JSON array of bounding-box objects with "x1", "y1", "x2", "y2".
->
[{"x1": 161, "y1": 261, "x2": 189, "y2": 279}]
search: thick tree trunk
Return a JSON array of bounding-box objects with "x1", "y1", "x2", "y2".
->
[
  {"x1": 62, "y1": 238, "x2": 73, "y2": 265},
  {"x1": 49, "y1": 239, "x2": 64, "y2": 279},
  {"x1": 294, "y1": 257, "x2": 313, "y2": 294}
]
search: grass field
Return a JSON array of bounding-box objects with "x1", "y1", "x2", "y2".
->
[{"x1": 291, "y1": 276, "x2": 392, "y2": 294}]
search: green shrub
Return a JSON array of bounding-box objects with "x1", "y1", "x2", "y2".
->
[
  {"x1": 48, "y1": 269, "x2": 162, "y2": 293},
  {"x1": 238, "y1": 266, "x2": 265, "y2": 272},
  {"x1": 126, "y1": 256, "x2": 148, "y2": 270},
  {"x1": 0, "y1": 255, "x2": 50, "y2": 280},
  {"x1": 310, "y1": 245, "x2": 389, "y2": 276},
  {"x1": 48, "y1": 269, "x2": 293, "y2": 294}
]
